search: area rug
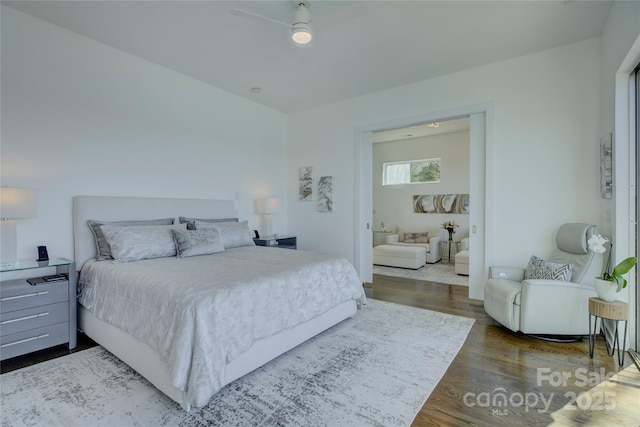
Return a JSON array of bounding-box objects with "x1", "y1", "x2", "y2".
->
[
  {"x1": 0, "y1": 299, "x2": 474, "y2": 427},
  {"x1": 373, "y1": 262, "x2": 469, "y2": 286}
]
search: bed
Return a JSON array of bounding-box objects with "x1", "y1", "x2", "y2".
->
[{"x1": 73, "y1": 196, "x2": 365, "y2": 411}]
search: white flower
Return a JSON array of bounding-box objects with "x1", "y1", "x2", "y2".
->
[{"x1": 587, "y1": 234, "x2": 608, "y2": 254}]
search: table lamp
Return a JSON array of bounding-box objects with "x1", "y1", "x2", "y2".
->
[
  {"x1": 256, "y1": 198, "x2": 279, "y2": 239},
  {"x1": 1, "y1": 187, "x2": 38, "y2": 265}
]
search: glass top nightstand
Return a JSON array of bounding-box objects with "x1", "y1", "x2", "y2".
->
[{"x1": 0, "y1": 258, "x2": 73, "y2": 273}]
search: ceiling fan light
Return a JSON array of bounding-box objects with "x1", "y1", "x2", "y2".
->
[
  {"x1": 291, "y1": 2, "x2": 312, "y2": 44},
  {"x1": 292, "y1": 24, "x2": 312, "y2": 44}
]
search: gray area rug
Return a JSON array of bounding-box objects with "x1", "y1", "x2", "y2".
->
[
  {"x1": 373, "y1": 262, "x2": 469, "y2": 286},
  {"x1": 1, "y1": 299, "x2": 474, "y2": 427}
]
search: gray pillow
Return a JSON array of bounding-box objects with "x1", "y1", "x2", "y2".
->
[
  {"x1": 403, "y1": 232, "x2": 429, "y2": 243},
  {"x1": 179, "y1": 216, "x2": 238, "y2": 230},
  {"x1": 88, "y1": 218, "x2": 175, "y2": 261},
  {"x1": 171, "y1": 228, "x2": 225, "y2": 258},
  {"x1": 194, "y1": 220, "x2": 255, "y2": 249},
  {"x1": 100, "y1": 224, "x2": 186, "y2": 263},
  {"x1": 524, "y1": 255, "x2": 573, "y2": 281}
]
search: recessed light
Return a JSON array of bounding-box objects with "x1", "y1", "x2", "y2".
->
[{"x1": 250, "y1": 87, "x2": 262, "y2": 94}]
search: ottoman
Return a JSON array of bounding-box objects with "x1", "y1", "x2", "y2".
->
[
  {"x1": 373, "y1": 245, "x2": 426, "y2": 269},
  {"x1": 455, "y1": 250, "x2": 469, "y2": 275}
]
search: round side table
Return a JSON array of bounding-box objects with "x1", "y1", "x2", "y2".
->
[
  {"x1": 439, "y1": 240, "x2": 460, "y2": 263},
  {"x1": 588, "y1": 297, "x2": 628, "y2": 365}
]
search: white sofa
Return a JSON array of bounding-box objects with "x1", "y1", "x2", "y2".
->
[
  {"x1": 384, "y1": 226, "x2": 442, "y2": 264},
  {"x1": 455, "y1": 237, "x2": 469, "y2": 275}
]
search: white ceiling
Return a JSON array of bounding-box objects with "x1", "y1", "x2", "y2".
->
[{"x1": 3, "y1": 0, "x2": 612, "y2": 113}]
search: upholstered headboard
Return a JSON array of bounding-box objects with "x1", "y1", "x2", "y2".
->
[{"x1": 73, "y1": 196, "x2": 237, "y2": 271}]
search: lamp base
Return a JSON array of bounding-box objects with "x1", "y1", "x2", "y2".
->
[
  {"x1": 0, "y1": 220, "x2": 18, "y2": 266},
  {"x1": 262, "y1": 214, "x2": 273, "y2": 239}
]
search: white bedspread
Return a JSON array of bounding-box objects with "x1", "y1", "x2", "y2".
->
[{"x1": 78, "y1": 246, "x2": 366, "y2": 407}]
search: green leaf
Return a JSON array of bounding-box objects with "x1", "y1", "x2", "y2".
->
[
  {"x1": 613, "y1": 276, "x2": 627, "y2": 292},
  {"x1": 611, "y1": 256, "x2": 638, "y2": 276}
]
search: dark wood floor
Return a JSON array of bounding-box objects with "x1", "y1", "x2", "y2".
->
[
  {"x1": 2, "y1": 274, "x2": 638, "y2": 426},
  {"x1": 0, "y1": 332, "x2": 97, "y2": 375},
  {"x1": 366, "y1": 274, "x2": 639, "y2": 427}
]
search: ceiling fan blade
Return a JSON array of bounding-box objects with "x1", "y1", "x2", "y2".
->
[{"x1": 230, "y1": 8, "x2": 290, "y2": 28}]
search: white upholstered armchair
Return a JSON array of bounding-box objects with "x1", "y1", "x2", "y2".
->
[{"x1": 484, "y1": 223, "x2": 604, "y2": 336}]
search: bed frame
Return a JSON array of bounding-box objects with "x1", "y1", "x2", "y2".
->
[{"x1": 73, "y1": 196, "x2": 357, "y2": 410}]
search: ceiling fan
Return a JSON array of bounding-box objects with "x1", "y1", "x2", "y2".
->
[{"x1": 232, "y1": 1, "x2": 314, "y2": 45}]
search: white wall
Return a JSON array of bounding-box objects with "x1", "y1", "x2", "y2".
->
[
  {"x1": 372, "y1": 131, "x2": 470, "y2": 240},
  {"x1": 0, "y1": 6, "x2": 288, "y2": 263},
  {"x1": 288, "y1": 38, "x2": 602, "y2": 294}
]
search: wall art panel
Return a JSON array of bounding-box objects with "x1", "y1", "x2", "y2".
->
[
  {"x1": 299, "y1": 167, "x2": 313, "y2": 201},
  {"x1": 413, "y1": 194, "x2": 469, "y2": 214}
]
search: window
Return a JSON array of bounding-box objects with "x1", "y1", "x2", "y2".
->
[{"x1": 383, "y1": 158, "x2": 441, "y2": 185}]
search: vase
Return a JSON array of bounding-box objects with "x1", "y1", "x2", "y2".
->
[
  {"x1": 594, "y1": 278, "x2": 618, "y2": 302},
  {"x1": 447, "y1": 230, "x2": 454, "y2": 241}
]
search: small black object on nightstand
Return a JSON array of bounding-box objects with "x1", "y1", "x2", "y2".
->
[
  {"x1": 37, "y1": 246, "x2": 49, "y2": 262},
  {"x1": 254, "y1": 235, "x2": 297, "y2": 250}
]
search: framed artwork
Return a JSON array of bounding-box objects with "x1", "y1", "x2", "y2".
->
[
  {"x1": 299, "y1": 167, "x2": 313, "y2": 201},
  {"x1": 413, "y1": 194, "x2": 469, "y2": 214},
  {"x1": 317, "y1": 176, "x2": 333, "y2": 212},
  {"x1": 600, "y1": 133, "x2": 612, "y2": 199}
]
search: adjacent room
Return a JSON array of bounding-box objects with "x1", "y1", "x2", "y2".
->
[
  {"x1": 1, "y1": 1, "x2": 639, "y2": 425},
  {"x1": 371, "y1": 117, "x2": 471, "y2": 287}
]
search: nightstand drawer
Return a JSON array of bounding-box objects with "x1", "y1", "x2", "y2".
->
[
  {"x1": 0, "y1": 281, "x2": 68, "y2": 313},
  {"x1": 0, "y1": 322, "x2": 69, "y2": 361},
  {"x1": 0, "y1": 302, "x2": 69, "y2": 337}
]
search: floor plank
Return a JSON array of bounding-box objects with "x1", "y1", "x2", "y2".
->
[{"x1": 366, "y1": 274, "x2": 638, "y2": 427}]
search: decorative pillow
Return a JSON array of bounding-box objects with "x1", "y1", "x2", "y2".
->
[
  {"x1": 88, "y1": 218, "x2": 175, "y2": 261},
  {"x1": 396, "y1": 226, "x2": 430, "y2": 242},
  {"x1": 403, "y1": 231, "x2": 430, "y2": 243},
  {"x1": 100, "y1": 224, "x2": 186, "y2": 263},
  {"x1": 524, "y1": 255, "x2": 573, "y2": 281},
  {"x1": 194, "y1": 220, "x2": 255, "y2": 249},
  {"x1": 171, "y1": 228, "x2": 225, "y2": 258},
  {"x1": 179, "y1": 216, "x2": 238, "y2": 231}
]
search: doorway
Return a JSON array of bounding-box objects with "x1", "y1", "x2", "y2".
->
[
  {"x1": 371, "y1": 118, "x2": 471, "y2": 287},
  {"x1": 354, "y1": 105, "x2": 493, "y2": 300}
]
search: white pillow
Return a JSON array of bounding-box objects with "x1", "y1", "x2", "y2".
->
[
  {"x1": 101, "y1": 223, "x2": 187, "y2": 263},
  {"x1": 194, "y1": 220, "x2": 255, "y2": 249},
  {"x1": 524, "y1": 255, "x2": 573, "y2": 282},
  {"x1": 396, "y1": 226, "x2": 429, "y2": 242},
  {"x1": 172, "y1": 228, "x2": 225, "y2": 258}
]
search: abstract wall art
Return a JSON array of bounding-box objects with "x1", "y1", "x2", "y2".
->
[
  {"x1": 413, "y1": 193, "x2": 469, "y2": 214},
  {"x1": 299, "y1": 166, "x2": 313, "y2": 201},
  {"x1": 317, "y1": 176, "x2": 334, "y2": 212}
]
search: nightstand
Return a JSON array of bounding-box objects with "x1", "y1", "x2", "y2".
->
[
  {"x1": 254, "y1": 235, "x2": 297, "y2": 250},
  {"x1": 588, "y1": 297, "x2": 628, "y2": 365},
  {"x1": 0, "y1": 258, "x2": 77, "y2": 361},
  {"x1": 372, "y1": 231, "x2": 393, "y2": 247}
]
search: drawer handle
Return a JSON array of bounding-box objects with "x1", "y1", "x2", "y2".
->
[
  {"x1": 0, "y1": 312, "x2": 49, "y2": 325},
  {"x1": 0, "y1": 291, "x2": 49, "y2": 302},
  {"x1": 0, "y1": 334, "x2": 49, "y2": 348}
]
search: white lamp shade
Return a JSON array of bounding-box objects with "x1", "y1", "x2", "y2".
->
[
  {"x1": 1, "y1": 187, "x2": 37, "y2": 219},
  {"x1": 256, "y1": 198, "x2": 279, "y2": 215}
]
